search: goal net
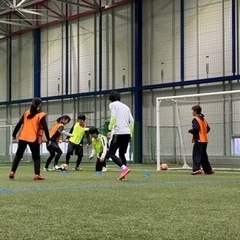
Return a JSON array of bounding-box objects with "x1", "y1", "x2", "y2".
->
[
  {"x1": 156, "y1": 90, "x2": 240, "y2": 171},
  {"x1": 0, "y1": 125, "x2": 13, "y2": 162}
]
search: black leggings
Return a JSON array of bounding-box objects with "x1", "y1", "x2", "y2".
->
[
  {"x1": 66, "y1": 142, "x2": 83, "y2": 168},
  {"x1": 45, "y1": 142, "x2": 63, "y2": 168},
  {"x1": 11, "y1": 140, "x2": 41, "y2": 175},
  {"x1": 95, "y1": 158, "x2": 106, "y2": 171},
  {"x1": 108, "y1": 134, "x2": 131, "y2": 167}
]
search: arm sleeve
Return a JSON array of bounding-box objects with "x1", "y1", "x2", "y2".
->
[
  {"x1": 129, "y1": 111, "x2": 134, "y2": 134},
  {"x1": 85, "y1": 129, "x2": 91, "y2": 145},
  {"x1": 69, "y1": 125, "x2": 74, "y2": 134},
  {"x1": 129, "y1": 123, "x2": 134, "y2": 135},
  {"x1": 100, "y1": 136, "x2": 108, "y2": 159},
  {"x1": 188, "y1": 119, "x2": 199, "y2": 134},
  {"x1": 108, "y1": 104, "x2": 116, "y2": 131},
  {"x1": 207, "y1": 124, "x2": 210, "y2": 133},
  {"x1": 12, "y1": 115, "x2": 24, "y2": 138},
  {"x1": 66, "y1": 124, "x2": 74, "y2": 139},
  {"x1": 61, "y1": 130, "x2": 73, "y2": 137},
  {"x1": 41, "y1": 117, "x2": 50, "y2": 141},
  {"x1": 108, "y1": 115, "x2": 116, "y2": 131},
  {"x1": 89, "y1": 148, "x2": 96, "y2": 158},
  {"x1": 58, "y1": 125, "x2": 73, "y2": 137}
]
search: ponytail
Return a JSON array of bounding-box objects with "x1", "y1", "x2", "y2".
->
[{"x1": 27, "y1": 97, "x2": 42, "y2": 119}]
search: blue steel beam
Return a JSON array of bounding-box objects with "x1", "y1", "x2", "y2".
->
[
  {"x1": 232, "y1": 0, "x2": 236, "y2": 75},
  {"x1": 99, "y1": 2, "x2": 103, "y2": 91},
  {"x1": 65, "y1": 20, "x2": 69, "y2": 95},
  {"x1": 180, "y1": 0, "x2": 184, "y2": 81},
  {"x1": 134, "y1": 0, "x2": 143, "y2": 164},
  {"x1": 1, "y1": 74, "x2": 240, "y2": 105},
  {"x1": 33, "y1": 28, "x2": 41, "y2": 97}
]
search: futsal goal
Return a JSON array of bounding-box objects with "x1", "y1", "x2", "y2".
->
[{"x1": 156, "y1": 89, "x2": 240, "y2": 171}]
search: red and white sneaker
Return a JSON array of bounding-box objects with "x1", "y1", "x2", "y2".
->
[
  {"x1": 191, "y1": 169, "x2": 203, "y2": 175},
  {"x1": 9, "y1": 171, "x2": 15, "y2": 179},
  {"x1": 206, "y1": 169, "x2": 215, "y2": 174},
  {"x1": 34, "y1": 175, "x2": 45, "y2": 180},
  {"x1": 118, "y1": 167, "x2": 130, "y2": 180}
]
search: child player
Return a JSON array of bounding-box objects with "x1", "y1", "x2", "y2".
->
[
  {"x1": 65, "y1": 114, "x2": 91, "y2": 170},
  {"x1": 89, "y1": 127, "x2": 108, "y2": 172},
  {"x1": 44, "y1": 115, "x2": 73, "y2": 171}
]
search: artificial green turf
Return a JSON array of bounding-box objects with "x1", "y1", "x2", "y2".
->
[{"x1": 0, "y1": 163, "x2": 240, "y2": 240}]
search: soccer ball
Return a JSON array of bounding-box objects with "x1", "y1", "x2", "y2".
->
[
  {"x1": 160, "y1": 163, "x2": 168, "y2": 170},
  {"x1": 60, "y1": 164, "x2": 68, "y2": 171}
]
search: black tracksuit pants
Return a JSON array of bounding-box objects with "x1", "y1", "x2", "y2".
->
[{"x1": 192, "y1": 141, "x2": 212, "y2": 173}]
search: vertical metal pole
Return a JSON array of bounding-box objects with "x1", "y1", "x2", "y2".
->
[
  {"x1": 134, "y1": 0, "x2": 143, "y2": 164},
  {"x1": 99, "y1": 1, "x2": 102, "y2": 91},
  {"x1": 236, "y1": 0, "x2": 239, "y2": 75},
  {"x1": 232, "y1": 0, "x2": 236, "y2": 75},
  {"x1": 33, "y1": 29, "x2": 41, "y2": 97},
  {"x1": 180, "y1": 0, "x2": 184, "y2": 82},
  {"x1": 156, "y1": 99, "x2": 161, "y2": 170},
  {"x1": 7, "y1": 36, "x2": 12, "y2": 101},
  {"x1": 65, "y1": 20, "x2": 69, "y2": 95}
]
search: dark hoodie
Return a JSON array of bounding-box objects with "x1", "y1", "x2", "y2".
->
[{"x1": 188, "y1": 114, "x2": 210, "y2": 143}]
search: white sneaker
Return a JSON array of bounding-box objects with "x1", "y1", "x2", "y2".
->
[
  {"x1": 43, "y1": 168, "x2": 49, "y2": 171},
  {"x1": 53, "y1": 165, "x2": 61, "y2": 170},
  {"x1": 102, "y1": 167, "x2": 107, "y2": 172}
]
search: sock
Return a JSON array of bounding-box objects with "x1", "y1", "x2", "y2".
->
[{"x1": 121, "y1": 165, "x2": 126, "y2": 170}]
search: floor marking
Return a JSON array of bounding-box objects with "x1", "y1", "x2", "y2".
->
[{"x1": 1, "y1": 179, "x2": 240, "y2": 195}]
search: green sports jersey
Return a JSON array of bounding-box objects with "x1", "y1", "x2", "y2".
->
[{"x1": 69, "y1": 122, "x2": 89, "y2": 145}]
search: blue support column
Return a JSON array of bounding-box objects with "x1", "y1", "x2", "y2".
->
[
  {"x1": 33, "y1": 29, "x2": 41, "y2": 97},
  {"x1": 99, "y1": 7, "x2": 103, "y2": 91},
  {"x1": 134, "y1": 0, "x2": 143, "y2": 164},
  {"x1": 65, "y1": 20, "x2": 69, "y2": 95},
  {"x1": 232, "y1": 0, "x2": 236, "y2": 75},
  {"x1": 180, "y1": 0, "x2": 184, "y2": 81}
]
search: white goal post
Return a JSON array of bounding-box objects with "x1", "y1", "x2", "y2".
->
[
  {"x1": 0, "y1": 125, "x2": 13, "y2": 162},
  {"x1": 156, "y1": 89, "x2": 240, "y2": 171}
]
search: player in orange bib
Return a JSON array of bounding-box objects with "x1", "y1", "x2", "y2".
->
[
  {"x1": 188, "y1": 105, "x2": 214, "y2": 175},
  {"x1": 9, "y1": 97, "x2": 51, "y2": 180},
  {"x1": 44, "y1": 115, "x2": 73, "y2": 171}
]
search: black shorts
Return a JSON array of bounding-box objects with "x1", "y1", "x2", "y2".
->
[{"x1": 67, "y1": 141, "x2": 83, "y2": 157}]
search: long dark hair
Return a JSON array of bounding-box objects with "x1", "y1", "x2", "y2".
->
[
  {"x1": 56, "y1": 115, "x2": 71, "y2": 123},
  {"x1": 27, "y1": 97, "x2": 42, "y2": 119}
]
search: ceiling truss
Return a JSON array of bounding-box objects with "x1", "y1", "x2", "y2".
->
[{"x1": 0, "y1": 0, "x2": 132, "y2": 38}]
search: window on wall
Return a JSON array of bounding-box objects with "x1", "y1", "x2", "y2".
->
[
  {"x1": 69, "y1": 16, "x2": 95, "y2": 94},
  {"x1": 11, "y1": 33, "x2": 33, "y2": 100},
  {"x1": 232, "y1": 137, "x2": 240, "y2": 156},
  {"x1": 101, "y1": 5, "x2": 133, "y2": 90},
  {"x1": 41, "y1": 25, "x2": 65, "y2": 97},
  {"x1": 185, "y1": 0, "x2": 232, "y2": 80},
  {"x1": 39, "y1": 3, "x2": 133, "y2": 97},
  {"x1": 142, "y1": 0, "x2": 180, "y2": 85}
]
